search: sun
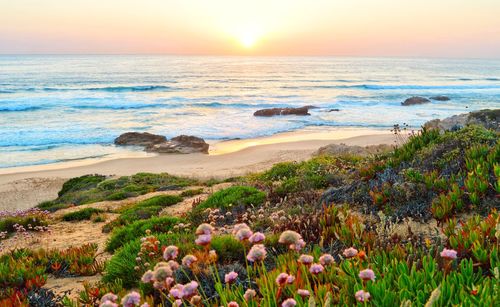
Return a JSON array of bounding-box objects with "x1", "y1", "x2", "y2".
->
[
  {"x1": 236, "y1": 26, "x2": 262, "y2": 49},
  {"x1": 240, "y1": 33, "x2": 257, "y2": 48}
]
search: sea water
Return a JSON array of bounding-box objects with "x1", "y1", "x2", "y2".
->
[{"x1": 0, "y1": 55, "x2": 499, "y2": 168}]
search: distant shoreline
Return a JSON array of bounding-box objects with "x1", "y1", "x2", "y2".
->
[{"x1": 0, "y1": 127, "x2": 395, "y2": 211}]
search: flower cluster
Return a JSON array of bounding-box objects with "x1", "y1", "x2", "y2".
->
[{"x1": 278, "y1": 230, "x2": 305, "y2": 251}]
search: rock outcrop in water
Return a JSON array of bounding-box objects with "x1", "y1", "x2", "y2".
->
[
  {"x1": 115, "y1": 132, "x2": 209, "y2": 154},
  {"x1": 401, "y1": 96, "x2": 430, "y2": 106},
  {"x1": 429, "y1": 95, "x2": 451, "y2": 101},
  {"x1": 424, "y1": 109, "x2": 500, "y2": 132},
  {"x1": 114, "y1": 132, "x2": 166, "y2": 147},
  {"x1": 253, "y1": 106, "x2": 316, "y2": 117},
  {"x1": 146, "y1": 135, "x2": 209, "y2": 154}
]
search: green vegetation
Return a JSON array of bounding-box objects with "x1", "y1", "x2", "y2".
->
[
  {"x1": 106, "y1": 216, "x2": 185, "y2": 252},
  {"x1": 62, "y1": 207, "x2": 104, "y2": 221},
  {"x1": 119, "y1": 195, "x2": 182, "y2": 222},
  {"x1": 252, "y1": 155, "x2": 357, "y2": 197},
  {"x1": 0, "y1": 208, "x2": 49, "y2": 235},
  {"x1": 0, "y1": 244, "x2": 103, "y2": 305},
  {"x1": 37, "y1": 172, "x2": 198, "y2": 212},
  {"x1": 6, "y1": 120, "x2": 500, "y2": 306},
  {"x1": 324, "y1": 125, "x2": 499, "y2": 220},
  {"x1": 196, "y1": 186, "x2": 265, "y2": 211},
  {"x1": 103, "y1": 232, "x2": 196, "y2": 288}
]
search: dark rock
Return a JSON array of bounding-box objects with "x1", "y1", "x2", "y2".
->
[
  {"x1": 401, "y1": 96, "x2": 430, "y2": 106},
  {"x1": 147, "y1": 135, "x2": 209, "y2": 154},
  {"x1": 429, "y1": 95, "x2": 450, "y2": 101},
  {"x1": 327, "y1": 108, "x2": 340, "y2": 112},
  {"x1": 424, "y1": 109, "x2": 500, "y2": 132},
  {"x1": 253, "y1": 106, "x2": 315, "y2": 117},
  {"x1": 114, "y1": 132, "x2": 166, "y2": 147}
]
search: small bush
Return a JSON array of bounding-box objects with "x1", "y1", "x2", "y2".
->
[
  {"x1": 196, "y1": 186, "x2": 265, "y2": 211},
  {"x1": 58, "y1": 174, "x2": 106, "y2": 197},
  {"x1": 38, "y1": 172, "x2": 198, "y2": 212},
  {"x1": 115, "y1": 195, "x2": 183, "y2": 226},
  {"x1": 106, "y1": 216, "x2": 184, "y2": 252},
  {"x1": 92, "y1": 215, "x2": 106, "y2": 223},
  {"x1": 210, "y1": 235, "x2": 245, "y2": 263},
  {"x1": 62, "y1": 208, "x2": 104, "y2": 221}
]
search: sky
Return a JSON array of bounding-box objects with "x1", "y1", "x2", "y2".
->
[{"x1": 1, "y1": 0, "x2": 499, "y2": 57}]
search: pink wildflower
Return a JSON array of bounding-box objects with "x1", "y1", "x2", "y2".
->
[
  {"x1": 100, "y1": 293, "x2": 118, "y2": 304},
  {"x1": 168, "y1": 260, "x2": 180, "y2": 271},
  {"x1": 298, "y1": 289, "x2": 310, "y2": 297},
  {"x1": 276, "y1": 273, "x2": 289, "y2": 286},
  {"x1": 169, "y1": 284, "x2": 184, "y2": 299},
  {"x1": 195, "y1": 223, "x2": 214, "y2": 235},
  {"x1": 182, "y1": 281, "x2": 199, "y2": 298},
  {"x1": 282, "y1": 298, "x2": 297, "y2": 307},
  {"x1": 195, "y1": 234, "x2": 212, "y2": 246},
  {"x1": 289, "y1": 238, "x2": 306, "y2": 252},
  {"x1": 228, "y1": 302, "x2": 239, "y2": 307},
  {"x1": 100, "y1": 302, "x2": 118, "y2": 307},
  {"x1": 244, "y1": 289, "x2": 257, "y2": 301},
  {"x1": 163, "y1": 245, "x2": 179, "y2": 260},
  {"x1": 121, "y1": 291, "x2": 141, "y2": 307},
  {"x1": 309, "y1": 263, "x2": 324, "y2": 275},
  {"x1": 319, "y1": 254, "x2": 334, "y2": 266},
  {"x1": 355, "y1": 290, "x2": 371, "y2": 302},
  {"x1": 236, "y1": 228, "x2": 253, "y2": 241},
  {"x1": 359, "y1": 269, "x2": 376, "y2": 281},
  {"x1": 247, "y1": 244, "x2": 267, "y2": 262},
  {"x1": 225, "y1": 271, "x2": 239, "y2": 284},
  {"x1": 440, "y1": 248, "x2": 458, "y2": 260},
  {"x1": 182, "y1": 254, "x2": 198, "y2": 267},
  {"x1": 141, "y1": 270, "x2": 154, "y2": 283},
  {"x1": 286, "y1": 275, "x2": 295, "y2": 284},
  {"x1": 278, "y1": 230, "x2": 302, "y2": 245},
  {"x1": 153, "y1": 266, "x2": 173, "y2": 281},
  {"x1": 343, "y1": 247, "x2": 358, "y2": 258},
  {"x1": 249, "y1": 232, "x2": 266, "y2": 244},
  {"x1": 232, "y1": 223, "x2": 250, "y2": 234},
  {"x1": 166, "y1": 277, "x2": 175, "y2": 287},
  {"x1": 298, "y1": 254, "x2": 314, "y2": 265}
]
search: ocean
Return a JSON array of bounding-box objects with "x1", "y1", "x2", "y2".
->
[{"x1": 1, "y1": 55, "x2": 499, "y2": 168}]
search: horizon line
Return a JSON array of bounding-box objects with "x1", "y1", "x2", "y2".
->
[{"x1": 1, "y1": 53, "x2": 499, "y2": 61}]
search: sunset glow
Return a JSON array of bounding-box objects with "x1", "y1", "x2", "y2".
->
[{"x1": 0, "y1": 0, "x2": 499, "y2": 57}]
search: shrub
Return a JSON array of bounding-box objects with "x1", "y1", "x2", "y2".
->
[
  {"x1": 58, "y1": 174, "x2": 106, "y2": 197},
  {"x1": 38, "y1": 172, "x2": 198, "y2": 211},
  {"x1": 106, "y1": 195, "x2": 183, "y2": 230},
  {"x1": 62, "y1": 208, "x2": 104, "y2": 221},
  {"x1": 196, "y1": 186, "x2": 265, "y2": 211},
  {"x1": 105, "y1": 216, "x2": 185, "y2": 252},
  {"x1": 210, "y1": 235, "x2": 245, "y2": 263}
]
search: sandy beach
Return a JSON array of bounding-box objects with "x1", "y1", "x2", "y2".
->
[{"x1": 0, "y1": 128, "x2": 395, "y2": 211}]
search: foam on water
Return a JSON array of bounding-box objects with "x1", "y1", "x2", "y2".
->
[{"x1": 0, "y1": 55, "x2": 499, "y2": 168}]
